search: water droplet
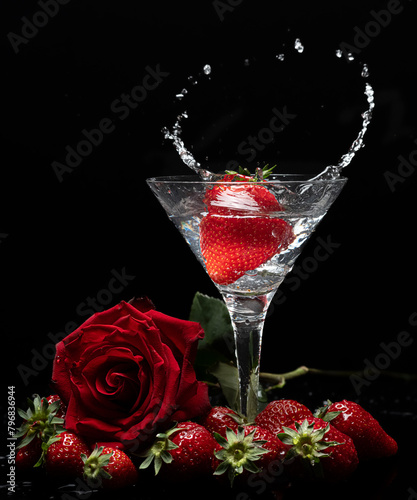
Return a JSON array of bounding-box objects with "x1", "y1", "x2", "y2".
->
[
  {"x1": 175, "y1": 88, "x2": 188, "y2": 100},
  {"x1": 294, "y1": 38, "x2": 304, "y2": 53},
  {"x1": 276, "y1": 53, "x2": 285, "y2": 61},
  {"x1": 244, "y1": 319, "x2": 251, "y2": 326},
  {"x1": 335, "y1": 49, "x2": 343, "y2": 58},
  {"x1": 203, "y1": 64, "x2": 211, "y2": 75},
  {"x1": 347, "y1": 52, "x2": 355, "y2": 61},
  {"x1": 244, "y1": 58, "x2": 250, "y2": 66},
  {"x1": 361, "y1": 63, "x2": 369, "y2": 78},
  {"x1": 245, "y1": 269, "x2": 257, "y2": 276}
]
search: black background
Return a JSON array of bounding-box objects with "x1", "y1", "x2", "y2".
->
[{"x1": 1, "y1": 0, "x2": 417, "y2": 497}]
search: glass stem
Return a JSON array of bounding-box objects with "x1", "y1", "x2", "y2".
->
[{"x1": 222, "y1": 292, "x2": 275, "y2": 421}]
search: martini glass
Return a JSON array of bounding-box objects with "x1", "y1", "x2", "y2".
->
[{"x1": 147, "y1": 173, "x2": 347, "y2": 420}]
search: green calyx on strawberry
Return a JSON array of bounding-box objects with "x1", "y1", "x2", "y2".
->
[
  {"x1": 213, "y1": 426, "x2": 270, "y2": 486},
  {"x1": 82, "y1": 445, "x2": 113, "y2": 484},
  {"x1": 200, "y1": 165, "x2": 295, "y2": 286},
  {"x1": 83, "y1": 445, "x2": 138, "y2": 489},
  {"x1": 139, "y1": 422, "x2": 219, "y2": 480},
  {"x1": 138, "y1": 425, "x2": 181, "y2": 475},
  {"x1": 15, "y1": 394, "x2": 65, "y2": 452},
  {"x1": 278, "y1": 417, "x2": 359, "y2": 481},
  {"x1": 278, "y1": 419, "x2": 340, "y2": 465}
]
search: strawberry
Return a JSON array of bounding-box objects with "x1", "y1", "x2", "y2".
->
[
  {"x1": 278, "y1": 417, "x2": 358, "y2": 481},
  {"x1": 200, "y1": 406, "x2": 245, "y2": 437},
  {"x1": 45, "y1": 431, "x2": 90, "y2": 478},
  {"x1": 200, "y1": 172, "x2": 294, "y2": 285},
  {"x1": 15, "y1": 394, "x2": 65, "y2": 465},
  {"x1": 316, "y1": 399, "x2": 398, "y2": 460},
  {"x1": 255, "y1": 399, "x2": 314, "y2": 435},
  {"x1": 139, "y1": 422, "x2": 220, "y2": 480},
  {"x1": 213, "y1": 425, "x2": 287, "y2": 486},
  {"x1": 83, "y1": 445, "x2": 138, "y2": 489},
  {"x1": 200, "y1": 216, "x2": 293, "y2": 285},
  {"x1": 16, "y1": 437, "x2": 42, "y2": 471},
  {"x1": 204, "y1": 174, "x2": 283, "y2": 216}
]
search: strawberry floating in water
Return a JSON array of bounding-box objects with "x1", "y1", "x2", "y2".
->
[{"x1": 200, "y1": 167, "x2": 295, "y2": 285}]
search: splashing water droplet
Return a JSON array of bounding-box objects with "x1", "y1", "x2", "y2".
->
[
  {"x1": 361, "y1": 63, "x2": 369, "y2": 78},
  {"x1": 176, "y1": 88, "x2": 188, "y2": 100},
  {"x1": 313, "y1": 80, "x2": 375, "y2": 180},
  {"x1": 163, "y1": 47, "x2": 374, "y2": 183},
  {"x1": 294, "y1": 38, "x2": 304, "y2": 53},
  {"x1": 162, "y1": 112, "x2": 215, "y2": 180}
]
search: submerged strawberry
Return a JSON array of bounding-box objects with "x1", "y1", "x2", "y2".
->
[
  {"x1": 200, "y1": 215, "x2": 293, "y2": 285},
  {"x1": 316, "y1": 400, "x2": 398, "y2": 460},
  {"x1": 200, "y1": 170, "x2": 294, "y2": 285}
]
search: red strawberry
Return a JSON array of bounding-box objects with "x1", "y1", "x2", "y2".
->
[
  {"x1": 16, "y1": 437, "x2": 42, "y2": 471},
  {"x1": 213, "y1": 424, "x2": 287, "y2": 486},
  {"x1": 200, "y1": 406, "x2": 244, "y2": 437},
  {"x1": 139, "y1": 422, "x2": 220, "y2": 480},
  {"x1": 200, "y1": 173, "x2": 294, "y2": 285},
  {"x1": 200, "y1": 215, "x2": 294, "y2": 285},
  {"x1": 278, "y1": 417, "x2": 358, "y2": 481},
  {"x1": 45, "y1": 431, "x2": 90, "y2": 478},
  {"x1": 204, "y1": 174, "x2": 284, "y2": 216},
  {"x1": 317, "y1": 400, "x2": 398, "y2": 459},
  {"x1": 15, "y1": 394, "x2": 65, "y2": 469},
  {"x1": 83, "y1": 445, "x2": 138, "y2": 489},
  {"x1": 255, "y1": 399, "x2": 314, "y2": 435}
]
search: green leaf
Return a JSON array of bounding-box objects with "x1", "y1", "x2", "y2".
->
[
  {"x1": 139, "y1": 454, "x2": 154, "y2": 470},
  {"x1": 244, "y1": 460, "x2": 261, "y2": 474},
  {"x1": 17, "y1": 409, "x2": 29, "y2": 420},
  {"x1": 213, "y1": 461, "x2": 230, "y2": 476},
  {"x1": 189, "y1": 292, "x2": 234, "y2": 353},
  {"x1": 213, "y1": 432, "x2": 229, "y2": 448},
  {"x1": 208, "y1": 362, "x2": 239, "y2": 411}
]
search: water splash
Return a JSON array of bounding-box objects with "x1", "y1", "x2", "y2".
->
[
  {"x1": 162, "y1": 113, "x2": 215, "y2": 180},
  {"x1": 294, "y1": 38, "x2": 304, "y2": 53},
  {"x1": 163, "y1": 52, "x2": 374, "y2": 182},
  {"x1": 313, "y1": 70, "x2": 375, "y2": 180}
]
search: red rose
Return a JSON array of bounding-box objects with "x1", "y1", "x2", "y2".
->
[{"x1": 51, "y1": 298, "x2": 211, "y2": 450}]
